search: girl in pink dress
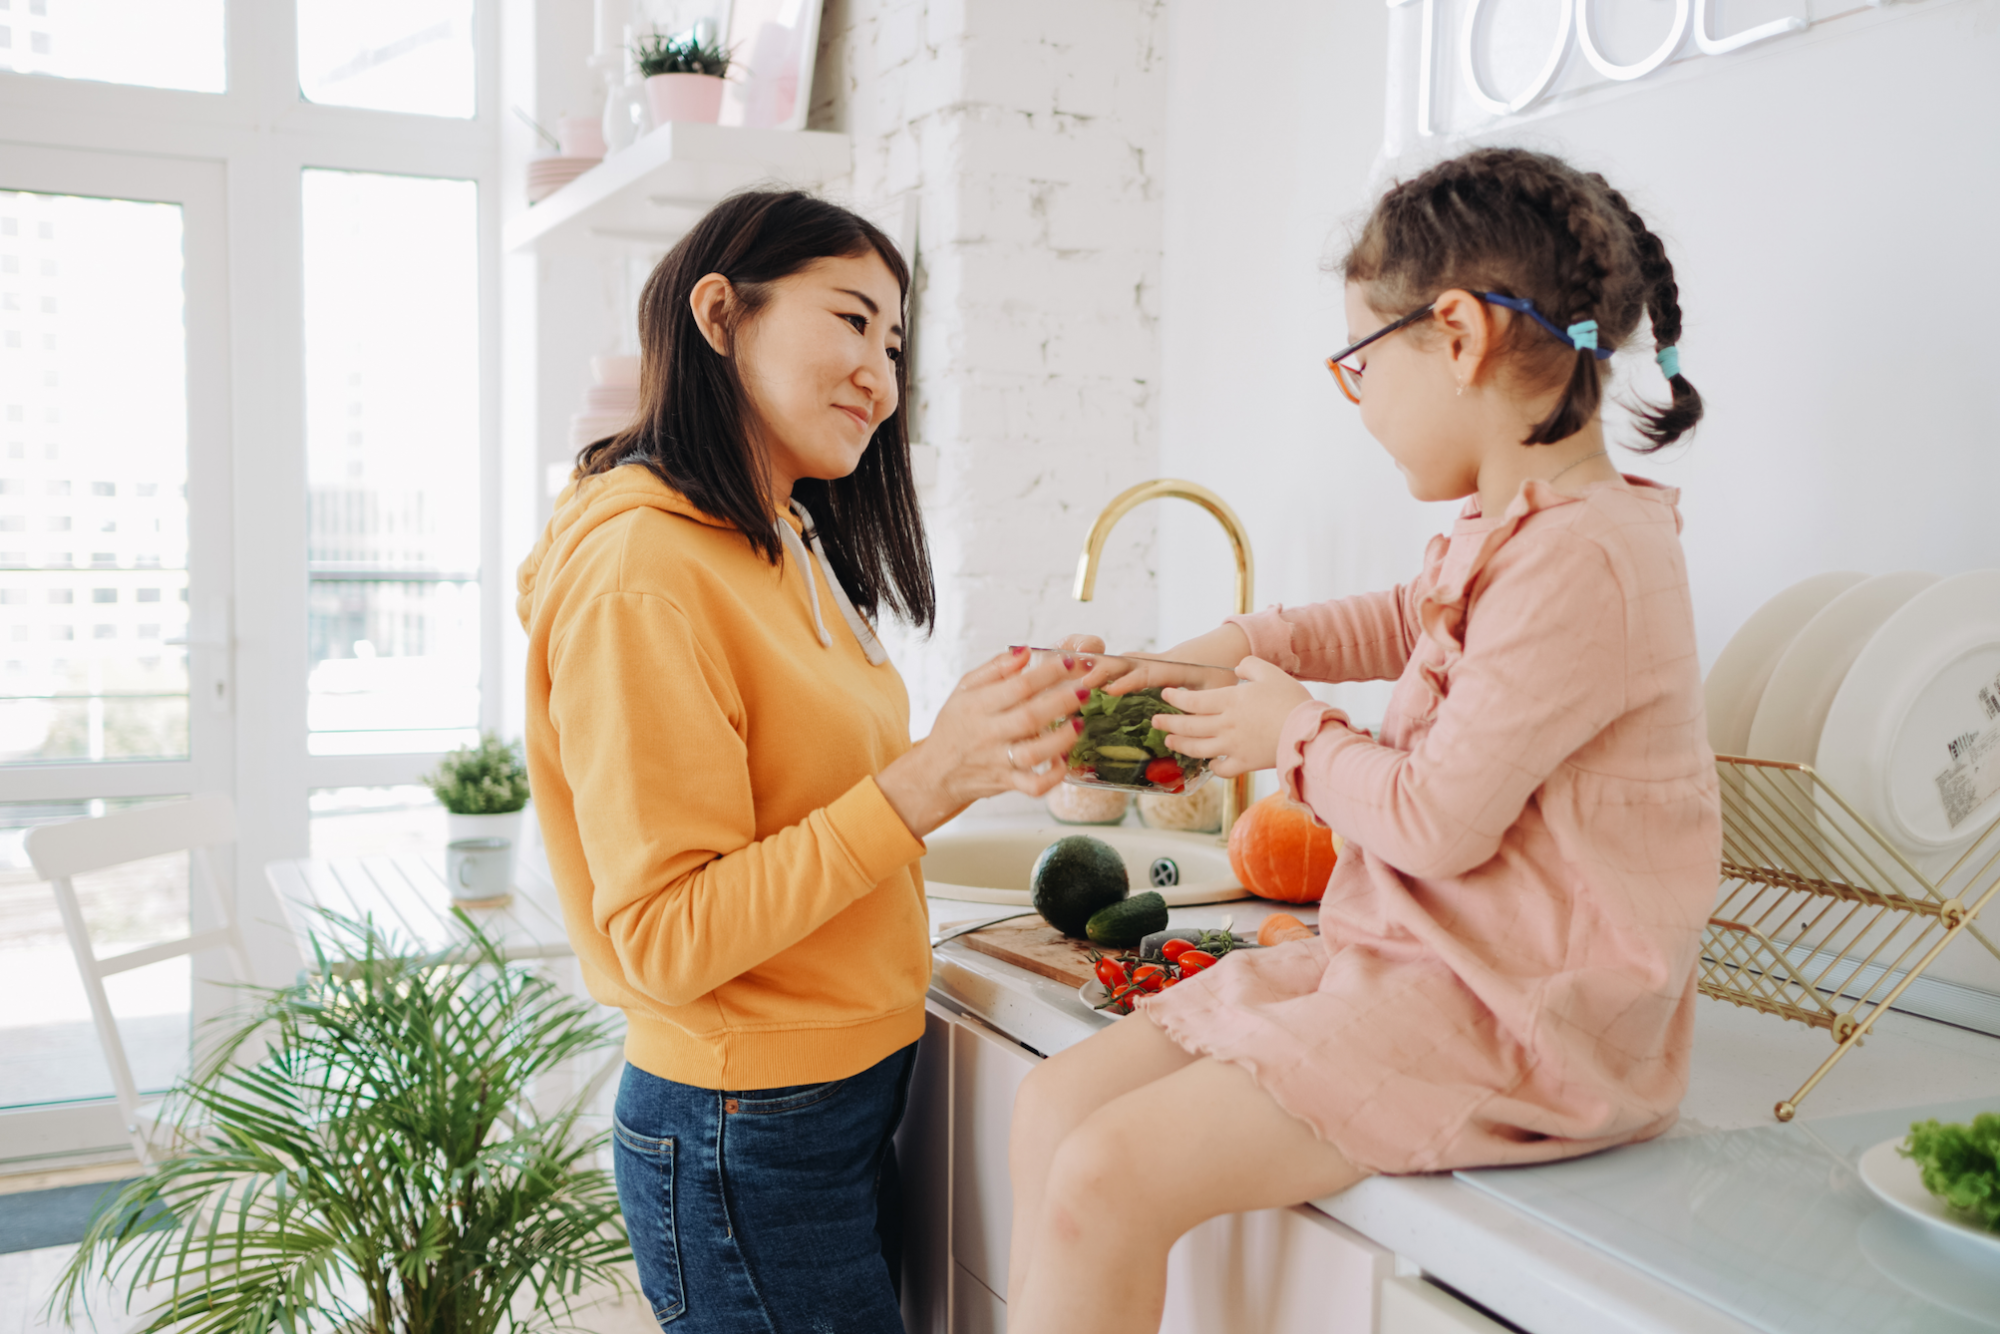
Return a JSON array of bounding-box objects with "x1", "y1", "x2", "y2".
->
[{"x1": 1007, "y1": 147, "x2": 1722, "y2": 1331}]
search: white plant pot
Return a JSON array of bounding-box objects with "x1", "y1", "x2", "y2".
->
[
  {"x1": 445, "y1": 809, "x2": 524, "y2": 901},
  {"x1": 447, "y1": 809, "x2": 524, "y2": 848},
  {"x1": 645, "y1": 72, "x2": 725, "y2": 125}
]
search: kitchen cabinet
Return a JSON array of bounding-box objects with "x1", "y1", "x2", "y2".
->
[
  {"x1": 900, "y1": 998, "x2": 1394, "y2": 1333},
  {"x1": 1379, "y1": 1275, "x2": 1519, "y2": 1333}
]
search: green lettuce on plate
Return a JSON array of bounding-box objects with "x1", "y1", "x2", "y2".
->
[{"x1": 1902, "y1": 1113, "x2": 2000, "y2": 1232}]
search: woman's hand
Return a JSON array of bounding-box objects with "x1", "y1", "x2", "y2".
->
[
  {"x1": 1056, "y1": 624, "x2": 1252, "y2": 695},
  {"x1": 1154, "y1": 657, "x2": 1315, "y2": 778},
  {"x1": 877, "y1": 648, "x2": 1090, "y2": 838}
]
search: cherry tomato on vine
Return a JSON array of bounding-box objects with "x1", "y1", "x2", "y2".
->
[
  {"x1": 1160, "y1": 939, "x2": 1194, "y2": 963},
  {"x1": 1094, "y1": 957, "x2": 1129, "y2": 990},
  {"x1": 1176, "y1": 950, "x2": 1218, "y2": 976},
  {"x1": 1132, "y1": 964, "x2": 1166, "y2": 994}
]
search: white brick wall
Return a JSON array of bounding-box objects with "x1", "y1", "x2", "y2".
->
[{"x1": 811, "y1": 0, "x2": 1168, "y2": 733}]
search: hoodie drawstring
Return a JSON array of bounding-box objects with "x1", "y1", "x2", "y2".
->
[{"x1": 779, "y1": 502, "x2": 889, "y2": 666}]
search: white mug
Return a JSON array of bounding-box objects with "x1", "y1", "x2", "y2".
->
[{"x1": 447, "y1": 837, "x2": 513, "y2": 905}]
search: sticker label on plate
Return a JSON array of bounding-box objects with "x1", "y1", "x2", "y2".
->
[{"x1": 1935, "y1": 716, "x2": 2000, "y2": 830}]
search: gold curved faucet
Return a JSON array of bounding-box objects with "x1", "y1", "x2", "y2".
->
[{"x1": 1073, "y1": 479, "x2": 1255, "y2": 840}]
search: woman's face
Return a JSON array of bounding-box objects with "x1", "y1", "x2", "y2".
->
[
  {"x1": 723, "y1": 251, "x2": 904, "y2": 500},
  {"x1": 1343, "y1": 282, "x2": 1480, "y2": 504}
]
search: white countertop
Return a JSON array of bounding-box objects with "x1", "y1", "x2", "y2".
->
[{"x1": 925, "y1": 888, "x2": 2000, "y2": 1334}]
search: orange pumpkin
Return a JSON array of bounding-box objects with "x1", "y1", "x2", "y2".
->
[{"x1": 1228, "y1": 793, "x2": 1342, "y2": 903}]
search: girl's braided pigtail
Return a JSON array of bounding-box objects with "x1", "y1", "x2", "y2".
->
[{"x1": 1604, "y1": 188, "x2": 1703, "y2": 451}]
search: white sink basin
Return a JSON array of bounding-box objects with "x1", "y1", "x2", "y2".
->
[{"x1": 921, "y1": 825, "x2": 1247, "y2": 906}]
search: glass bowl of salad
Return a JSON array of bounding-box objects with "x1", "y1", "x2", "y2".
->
[{"x1": 1025, "y1": 649, "x2": 1238, "y2": 795}]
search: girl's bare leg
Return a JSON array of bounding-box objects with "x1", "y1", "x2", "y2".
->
[
  {"x1": 1006, "y1": 1015, "x2": 1197, "y2": 1303},
  {"x1": 1011, "y1": 1048, "x2": 1369, "y2": 1334}
]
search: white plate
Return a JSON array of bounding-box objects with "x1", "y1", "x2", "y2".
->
[
  {"x1": 1705, "y1": 572, "x2": 1867, "y2": 756},
  {"x1": 1747, "y1": 572, "x2": 1938, "y2": 764},
  {"x1": 1818, "y1": 570, "x2": 2000, "y2": 874},
  {"x1": 1078, "y1": 978, "x2": 1131, "y2": 1014},
  {"x1": 1858, "y1": 1136, "x2": 2000, "y2": 1258}
]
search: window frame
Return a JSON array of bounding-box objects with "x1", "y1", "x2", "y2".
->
[{"x1": 0, "y1": 3, "x2": 503, "y2": 1167}]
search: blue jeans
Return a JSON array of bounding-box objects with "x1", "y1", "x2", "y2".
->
[{"x1": 612, "y1": 1044, "x2": 918, "y2": 1333}]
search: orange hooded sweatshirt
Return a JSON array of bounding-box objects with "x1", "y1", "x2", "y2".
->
[{"x1": 516, "y1": 464, "x2": 929, "y2": 1089}]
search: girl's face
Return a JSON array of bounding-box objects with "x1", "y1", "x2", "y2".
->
[
  {"x1": 714, "y1": 251, "x2": 904, "y2": 500},
  {"x1": 1342, "y1": 283, "x2": 1482, "y2": 504}
]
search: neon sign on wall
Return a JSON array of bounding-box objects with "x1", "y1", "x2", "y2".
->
[{"x1": 1388, "y1": 0, "x2": 1815, "y2": 142}]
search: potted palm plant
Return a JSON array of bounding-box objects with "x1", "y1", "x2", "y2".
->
[
  {"x1": 53, "y1": 914, "x2": 631, "y2": 1334},
  {"x1": 633, "y1": 29, "x2": 731, "y2": 125}
]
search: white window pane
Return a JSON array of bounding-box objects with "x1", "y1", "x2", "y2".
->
[
  {"x1": 0, "y1": 0, "x2": 226, "y2": 94},
  {"x1": 0, "y1": 191, "x2": 191, "y2": 765},
  {"x1": 298, "y1": 0, "x2": 475, "y2": 119},
  {"x1": 302, "y1": 170, "x2": 480, "y2": 756},
  {"x1": 0, "y1": 798, "x2": 191, "y2": 1111}
]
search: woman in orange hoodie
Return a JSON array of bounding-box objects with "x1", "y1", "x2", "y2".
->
[{"x1": 516, "y1": 192, "x2": 1084, "y2": 1332}]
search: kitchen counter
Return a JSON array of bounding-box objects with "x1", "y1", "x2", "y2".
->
[{"x1": 925, "y1": 892, "x2": 2000, "y2": 1334}]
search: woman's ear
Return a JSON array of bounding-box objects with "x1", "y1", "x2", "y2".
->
[
  {"x1": 1430, "y1": 288, "x2": 1497, "y2": 390},
  {"x1": 688, "y1": 272, "x2": 736, "y2": 355}
]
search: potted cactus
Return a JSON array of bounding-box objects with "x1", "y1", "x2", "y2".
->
[{"x1": 633, "y1": 30, "x2": 731, "y2": 125}]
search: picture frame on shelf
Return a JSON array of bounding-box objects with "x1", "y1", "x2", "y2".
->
[{"x1": 719, "y1": 0, "x2": 824, "y2": 131}]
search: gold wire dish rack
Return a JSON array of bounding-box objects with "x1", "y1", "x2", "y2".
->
[{"x1": 1704, "y1": 756, "x2": 2000, "y2": 1121}]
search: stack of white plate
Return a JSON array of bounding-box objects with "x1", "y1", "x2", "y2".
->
[
  {"x1": 526, "y1": 154, "x2": 599, "y2": 204},
  {"x1": 1706, "y1": 569, "x2": 2000, "y2": 886},
  {"x1": 569, "y1": 354, "x2": 641, "y2": 450}
]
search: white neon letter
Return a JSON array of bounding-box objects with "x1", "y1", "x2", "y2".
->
[
  {"x1": 1389, "y1": 0, "x2": 1437, "y2": 138},
  {"x1": 1576, "y1": 0, "x2": 1691, "y2": 82},
  {"x1": 1460, "y1": 0, "x2": 1574, "y2": 117},
  {"x1": 1694, "y1": 0, "x2": 1805, "y2": 56}
]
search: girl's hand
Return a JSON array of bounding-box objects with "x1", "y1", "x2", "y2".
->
[
  {"x1": 1155, "y1": 657, "x2": 1315, "y2": 778},
  {"x1": 877, "y1": 648, "x2": 1089, "y2": 838},
  {"x1": 1057, "y1": 624, "x2": 1252, "y2": 695}
]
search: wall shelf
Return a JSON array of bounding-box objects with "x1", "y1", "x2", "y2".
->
[{"x1": 502, "y1": 123, "x2": 852, "y2": 254}]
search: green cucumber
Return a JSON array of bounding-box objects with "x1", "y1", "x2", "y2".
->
[{"x1": 1084, "y1": 891, "x2": 1169, "y2": 949}]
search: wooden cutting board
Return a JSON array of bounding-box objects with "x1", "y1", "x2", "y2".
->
[{"x1": 951, "y1": 915, "x2": 1103, "y2": 988}]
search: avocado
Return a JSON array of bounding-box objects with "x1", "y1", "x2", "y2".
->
[
  {"x1": 1030, "y1": 835, "x2": 1129, "y2": 938},
  {"x1": 1085, "y1": 892, "x2": 1170, "y2": 949}
]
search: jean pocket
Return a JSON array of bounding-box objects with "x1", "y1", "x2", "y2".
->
[
  {"x1": 725, "y1": 1076, "x2": 846, "y2": 1115},
  {"x1": 612, "y1": 1117, "x2": 686, "y2": 1324}
]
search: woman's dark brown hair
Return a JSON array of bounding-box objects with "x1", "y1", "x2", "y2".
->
[
  {"x1": 1341, "y1": 147, "x2": 1701, "y2": 451},
  {"x1": 578, "y1": 190, "x2": 933, "y2": 629}
]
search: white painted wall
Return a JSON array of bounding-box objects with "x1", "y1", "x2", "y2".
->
[
  {"x1": 1157, "y1": 0, "x2": 2000, "y2": 727},
  {"x1": 811, "y1": 0, "x2": 1170, "y2": 733}
]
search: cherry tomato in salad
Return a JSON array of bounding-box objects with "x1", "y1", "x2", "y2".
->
[
  {"x1": 1132, "y1": 964, "x2": 1167, "y2": 994},
  {"x1": 1176, "y1": 950, "x2": 1218, "y2": 976},
  {"x1": 1160, "y1": 938, "x2": 1194, "y2": 963},
  {"x1": 1144, "y1": 758, "x2": 1184, "y2": 789},
  {"x1": 1094, "y1": 957, "x2": 1128, "y2": 990}
]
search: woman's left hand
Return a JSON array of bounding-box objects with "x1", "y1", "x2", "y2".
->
[{"x1": 1156, "y1": 657, "x2": 1315, "y2": 777}]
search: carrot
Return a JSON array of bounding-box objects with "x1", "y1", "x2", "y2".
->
[{"x1": 1257, "y1": 913, "x2": 1314, "y2": 947}]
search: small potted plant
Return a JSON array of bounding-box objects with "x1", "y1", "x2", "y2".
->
[
  {"x1": 633, "y1": 29, "x2": 731, "y2": 126},
  {"x1": 426, "y1": 731, "x2": 532, "y2": 849}
]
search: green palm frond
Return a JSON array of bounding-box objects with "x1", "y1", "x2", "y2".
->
[{"x1": 52, "y1": 912, "x2": 631, "y2": 1334}]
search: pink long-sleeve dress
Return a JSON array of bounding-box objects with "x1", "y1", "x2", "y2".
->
[{"x1": 1142, "y1": 475, "x2": 1721, "y2": 1175}]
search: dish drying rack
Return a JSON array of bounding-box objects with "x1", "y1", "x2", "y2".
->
[{"x1": 1703, "y1": 756, "x2": 2000, "y2": 1121}]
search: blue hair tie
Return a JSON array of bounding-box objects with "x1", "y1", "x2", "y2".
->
[
  {"x1": 1567, "y1": 320, "x2": 1599, "y2": 352},
  {"x1": 1656, "y1": 345, "x2": 1681, "y2": 379}
]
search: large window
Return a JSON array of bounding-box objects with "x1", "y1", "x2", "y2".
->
[
  {"x1": 303, "y1": 170, "x2": 481, "y2": 757},
  {"x1": 0, "y1": 0, "x2": 226, "y2": 94},
  {"x1": 0, "y1": 190, "x2": 191, "y2": 767},
  {"x1": 0, "y1": 3, "x2": 498, "y2": 1167}
]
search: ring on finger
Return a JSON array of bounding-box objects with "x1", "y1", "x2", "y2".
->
[{"x1": 1005, "y1": 744, "x2": 1019, "y2": 769}]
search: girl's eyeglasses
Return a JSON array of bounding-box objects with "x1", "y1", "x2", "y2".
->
[{"x1": 1325, "y1": 292, "x2": 1614, "y2": 404}]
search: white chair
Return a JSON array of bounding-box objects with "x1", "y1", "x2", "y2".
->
[{"x1": 24, "y1": 792, "x2": 251, "y2": 1163}]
